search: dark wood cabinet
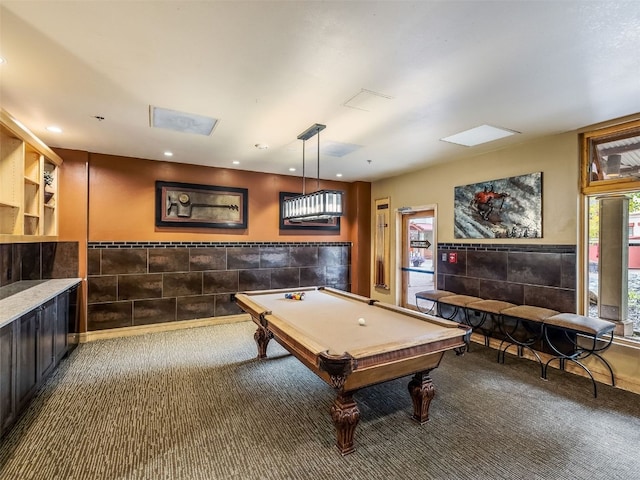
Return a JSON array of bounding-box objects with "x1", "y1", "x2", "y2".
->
[
  {"x1": 17, "y1": 309, "x2": 38, "y2": 410},
  {"x1": 1, "y1": 285, "x2": 78, "y2": 439},
  {"x1": 38, "y1": 299, "x2": 56, "y2": 380},
  {"x1": 0, "y1": 322, "x2": 17, "y2": 433},
  {"x1": 54, "y1": 290, "x2": 69, "y2": 363}
]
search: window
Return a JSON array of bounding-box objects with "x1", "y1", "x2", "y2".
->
[
  {"x1": 581, "y1": 119, "x2": 640, "y2": 195},
  {"x1": 581, "y1": 118, "x2": 640, "y2": 337}
]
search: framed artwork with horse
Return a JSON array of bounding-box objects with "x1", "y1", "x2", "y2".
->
[
  {"x1": 155, "y1": 181, "x2": 248, "y2": 229},
  {"x1": 454, "y1": 172, "x2": 542, "y2": 238}
]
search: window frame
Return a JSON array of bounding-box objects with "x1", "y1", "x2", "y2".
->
[{"x1": 580, "y1": 118, "x2": 640, "y2": 195}]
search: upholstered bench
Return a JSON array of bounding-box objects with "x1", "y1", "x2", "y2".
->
[
  {"x1": 466, "y1": 299, "x2": 517, "y2": 347},
  {"x1": 542, "y1": 313, "x2": 615, "y2": 397},
  {"x1": 437, "y1": 294, "x2": 484, "y2": 326},
  {"x1": 498, "y1": 305, "x2": 559, "y2": 375},
  {"x1": 415, "y1": 289, "x2": 454, "y2": 315}
]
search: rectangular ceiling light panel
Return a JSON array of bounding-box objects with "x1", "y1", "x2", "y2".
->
[
  {"x1": 151, "y1": 106, "x2": 218, "y2": 136},
  {"x1": 441, "y1": 124, "x2": 518, "y2": 147}
]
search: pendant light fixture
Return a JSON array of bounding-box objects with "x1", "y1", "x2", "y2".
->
[{"x1": 282, "y1": 123, "x2": 344, "y2": 222}]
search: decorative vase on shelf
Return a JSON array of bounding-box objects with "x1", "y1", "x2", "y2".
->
[
  {"x1": 43, "y1": 171, "x2": 55, "y2": 203},
  {"x1": 44, "y1": 185, "x2": 54, "y2": 203}
]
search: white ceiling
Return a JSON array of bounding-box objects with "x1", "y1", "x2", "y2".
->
[{"x1": 1, "y1": 1, "x2": 640, "y2": 183}]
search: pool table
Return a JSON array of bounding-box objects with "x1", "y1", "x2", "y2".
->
[{"x1": 234, "y1": 286, "x2": 471, "y2": 455}]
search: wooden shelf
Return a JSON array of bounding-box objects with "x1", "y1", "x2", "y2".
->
[{"x1": 1, "y1": 109, "x2": 62, "y2": 239}]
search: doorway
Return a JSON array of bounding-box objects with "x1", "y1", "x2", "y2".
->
[{"x1": 401, "y1": 209, "x2": 435, "y2": 309}]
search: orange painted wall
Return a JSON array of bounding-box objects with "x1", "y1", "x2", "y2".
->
[
  {"x1": 86, "y1": 153, "x2": 359, "y2": 243},
  {"x1": 55, "y1": 149, "x2": 372, "y2": 321},
  {"x1": 56, "y1": 149, "x2": 89, "y2": 331}
]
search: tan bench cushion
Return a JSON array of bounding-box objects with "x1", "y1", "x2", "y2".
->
[
  {"x1": 415, "y1": 289, "x2": 455, "y2": 301},
  {"x1": 467, "y1": 299, "x2": 516, "y2": 315},
  {"x1": 439, "y1": 294, "x2": 484, "y2": 307},
  {"x1": 501, "y1": 305, "x2": 559, "y2": 322},
  {"x1": 545, "y1": 313, "x2": 615, "y2": 336}
]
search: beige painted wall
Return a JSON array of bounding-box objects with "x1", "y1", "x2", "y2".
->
[
  {"x1": 370, "y1": 130, "x2": 640, "y2": 395},
  {"x1": 370, "y1": 131, "x2": 579, "y2": 303}
]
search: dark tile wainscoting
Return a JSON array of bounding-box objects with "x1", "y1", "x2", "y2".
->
[
  {"x1": 87, "y1": 242, "x2": 351, "y2": 331},
  {"x1": 0, "y1": 242, "x2": 79, "y2": 286},
  {"x1": 437, "y1": 243, "x2": 576, "y2": 313}
]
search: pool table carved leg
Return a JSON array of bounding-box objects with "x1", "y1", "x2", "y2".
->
[
  {"x1": 408, "y1": 370, "x2": 435, "y2": 424},
  {"x1": 254, "y1": 326, "x2": 273, "y2": 359},
  {"x1": 330, "y1": 392, "x2": 360, "y2": 455}
]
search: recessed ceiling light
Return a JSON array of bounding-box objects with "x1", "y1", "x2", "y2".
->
[
  {"x1": 336, "y1": 173, "x2": 343, "y2": 177},
  {"x1": 232, "y1": 160, "x2": 240, "y2": 165},
  {"x1": 441, "y1": 125, "x2": 519, "y2": 147},
  {"x1": 0, "y1": 57, "x2": 6, "y2": 64},
  {"x1": 164, "y1": 151, "x2": 173, "y2": 157},
  {"x1": 46, "y1": 126, "x2": 62, "y2": 133},
  {"x1": 289, "y1": 167, "x2": 296, "y2": 172},
  {"x1": 255, "y1": 143, "x2": 269, "y2": 150}
]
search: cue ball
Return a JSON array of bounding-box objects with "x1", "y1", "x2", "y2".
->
[{"x1": 358, "y1": 318, "x2": 366, "y2": 326}]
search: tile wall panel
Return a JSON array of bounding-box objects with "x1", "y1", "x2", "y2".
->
[
  {"x1": 438, "y1": 243, "x2": 576, "y2": 313},
  {"x1": 561, "y1": 253, "x2": 577, "y2": 289},
  {"x1": 508, "y1": 252, "x2": 563, "y2": 287},
  {"x1": 87, "y1": 249, "x2": 101, "y2": 276},
  {"x1": 42, "y1": 242, "x2": 79, "y2": 278},
  {"x1": 318, "y1": 246, "x2": 343, "y2": 266},
  {"x1": 133, "y1": 298, "x2": 177, "y2": 326},
  {"x1": 1, "y1": 242, "x2": 79, "y2": 287},
  {"x1": 86, "y1": 242, "x2": 351, "y2": 331},
  {"x1": 0, "y1": 244, "x2": 12, "y2": 286},
  {"x1": 118, "y1": 273, "x2": 163, "y2": 301},
  {"x1": 270, "y1": 268, "x2": 300, "y2": 289},
  {"x1": 326, "y1": 265, "x2": 349, "y2": 286},
  {"x1": 524, "y1": 285, "x2": 575, "y2": 313},
  {"x1": 149, "y1": 248, "x2": 189, "y2": 273},
  {"x1": 19, "y1": 243, "x2": 41, "y2": 280},
  {"x1": 291, "y1": 246, "x2": 318, "y2": 267},
  {"x1": 238, "y1": 269, "x2": 271, "y2": 291},
  {"x1": 163, "y1": 272, "x2": 203, "y2": 297},
  {"x1": 227, "y1": 247, "x2": 260, "y2": 269},
  {"x1": 260, "y1": 247, "x2": 289, "y2": 268},
  {"x1": 300, "y1": 267, "x2": 326, "y2": 287},
  {"x1": 87, "y1": 276, "x2": 117, "y2": 303},
  {"x1": 215, "y1": 294, "x2": 243, "y2": 317},
  {"x1": 177, "y1": 295, "x2": 216, "y2": 321},
  {"x1": 87, "y1": 302, "x2": 133, "y2": 330},
  {"x1": 478, "y1": 280, "x2": 524, "y2": 305},
  {"x1": 441, "y1": 275, "x2": 480, "y2": 297},
  {"x1": 102, "y1": 249, "x2": 147, "y2": 275},
  {"x1": 189, "y1": 248, "x2": 226, "y2": 271},
  {"x1": 467, "y1": 250, "x2": 508, "y2": 281},
  {"x1": 203, "y1": 270, "x2": 239, "y2": 294}
]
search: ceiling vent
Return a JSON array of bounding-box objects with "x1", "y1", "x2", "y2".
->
[
  {"x1": 321, "y1": 140, "x2": 362, "y2": 157},
  {"x1": 150, "y1": 106, "x2": 218, "y2": 136},
  {"x1": 343, "y1": 89, "x2": 393, "y2": 112}
]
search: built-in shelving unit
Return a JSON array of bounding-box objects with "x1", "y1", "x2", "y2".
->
[{"x1": 0, "y1": 109, "x2": 62, "y2": 242}]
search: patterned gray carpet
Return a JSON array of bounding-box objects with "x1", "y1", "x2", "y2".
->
[{"x1": 1, "y1": 321, "x2": 639, "y2": 480}]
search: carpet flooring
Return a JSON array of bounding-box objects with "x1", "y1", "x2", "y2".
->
[{"x1": 1, "y1": 321, "x2": 639, "y2": 480}]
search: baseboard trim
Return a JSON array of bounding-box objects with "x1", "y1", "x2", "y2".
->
[{"x1": 79, "y1": 314, "x2": 251, "y2": 343}]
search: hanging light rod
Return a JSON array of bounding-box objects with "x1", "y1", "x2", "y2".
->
[
  {"x1": 282, "y1": 123, "x2": 344, "y2": 224},
  {"x1": 297, "y1": 123, "x2": 326, "y2": 141}
]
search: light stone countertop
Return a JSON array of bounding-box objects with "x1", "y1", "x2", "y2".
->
[{"x1": 0, "y1": 278, "x2": 81, "y2": 329}]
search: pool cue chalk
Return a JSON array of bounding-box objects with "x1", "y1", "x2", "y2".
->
[{"x1": 358, "y1": 318, "x2": 366, "y2": 326}]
